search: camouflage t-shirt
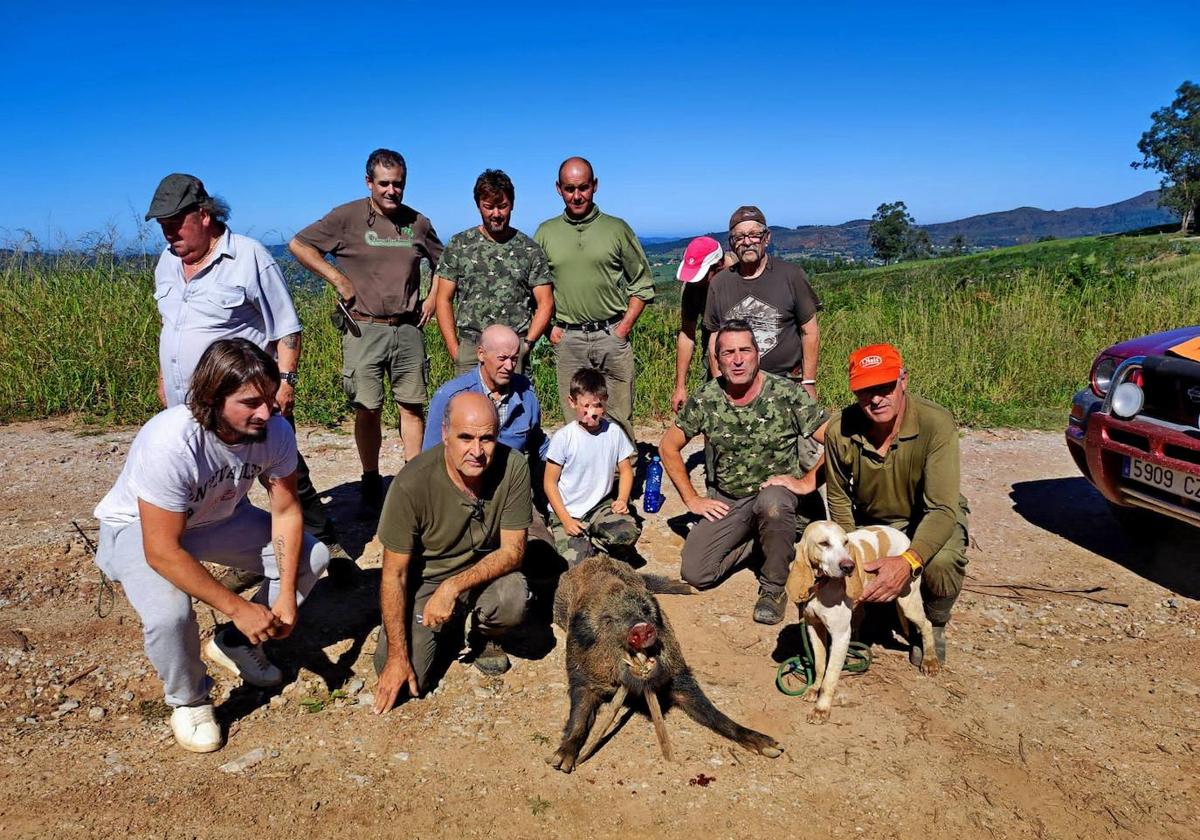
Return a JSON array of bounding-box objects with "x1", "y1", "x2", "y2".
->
[
  {"x1": 676, "y1": 372, "x2": 828, "y2": 499},
  {"x1": 437, "y1": 227, "x2": 552, "y2": 335}
]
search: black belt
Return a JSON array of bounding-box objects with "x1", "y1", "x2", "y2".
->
[
  {"x1": 351, "y1": 310, "x2": 419, "y2": 326},
  {"x1": 556, "y1": 314, "x2": 622, "y2": 333}
]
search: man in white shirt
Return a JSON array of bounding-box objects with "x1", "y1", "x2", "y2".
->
[{"x1": 93, "y1": 339, "x2": 330, "y2": 753}]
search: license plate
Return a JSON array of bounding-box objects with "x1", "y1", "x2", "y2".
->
[{"x1": 1123, "y1": 457, "x2": 1200, "y2": 501}]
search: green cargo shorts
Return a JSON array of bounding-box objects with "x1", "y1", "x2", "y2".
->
[{"x1": 341, "y1": 321, "x2": 428, "y2": 410}]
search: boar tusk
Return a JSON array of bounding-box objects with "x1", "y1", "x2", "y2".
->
[
  {"x1": 644, "y1": 688, "x2": 674, "y2": 762},
  {"x1": 578, "y1": 684, "x2": 629, "y2": 764}
]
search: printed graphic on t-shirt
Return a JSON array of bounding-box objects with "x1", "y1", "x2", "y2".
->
[
  {"x1": 723, "y1": 295, "x2": 784, "y2": 355},
  {"x1": 364, "y1": 230, "x2": 414, "y2": 248}
]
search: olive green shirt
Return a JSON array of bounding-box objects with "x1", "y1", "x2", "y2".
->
[
  {"x1": 824, "y1": 394, "x2": 968, "y2": 562},
  {"x1": 533, "y1": 205, "x2": 654, "y2": 324},
  {"x1": 377, "y1": 443, "x2": 532, "y2": 583}
]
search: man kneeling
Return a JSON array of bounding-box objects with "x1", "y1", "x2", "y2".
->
[
  {"x1": 660, "y1": 319, "x2": 828, "y2": 625},
  {"x1": 373, "y1": 392, "x2": 531, "y2": 712},
  {"x1": 93, "y1": 339, "x2": 330, "y2": 753}
]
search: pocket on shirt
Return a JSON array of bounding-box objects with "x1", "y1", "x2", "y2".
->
[{"x1": 190, "y1": 284, "x2": 248, "y2": 324}]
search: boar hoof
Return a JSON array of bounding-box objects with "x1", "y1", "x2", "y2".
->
[
  {"x1": 761, "y1": 745, "x2": 783, "y2": 759},
  {"x1": 743, "y1": 732, "x2": 783, "y2": 758},
  {"x1": 547, "y1": 748, "x2": 577, "y2": 773}
]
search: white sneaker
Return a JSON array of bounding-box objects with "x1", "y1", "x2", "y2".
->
[
  {"x1": 170, "y1": 704, "x2": 223, "y2": 753},
  {"x1": 205, "y1": 632, "x2": 283, "y2": 687}
]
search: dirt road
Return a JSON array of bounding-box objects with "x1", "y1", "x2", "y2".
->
[{"x1": 1, "y1": 422, "x2": 1198, "y2": 839}]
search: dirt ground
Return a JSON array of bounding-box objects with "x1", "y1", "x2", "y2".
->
[{"x1": 1, "y1": 420, "x2": 1199, "y2": 840}]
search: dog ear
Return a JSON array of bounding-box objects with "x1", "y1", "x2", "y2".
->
[
  {"x1": 844, "y1": 541, "x2": 866, "y2": 603},
  {"x1": 785, "y1": 545, "x2": 816, "y2": 604}
]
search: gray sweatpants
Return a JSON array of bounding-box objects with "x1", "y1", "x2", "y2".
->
[
  {"x1": 95, "y1": 502, "x2": 330, "y2": 707},
  {"x1": 553, "y1": 328, "x2": 636, "y2": 446}
]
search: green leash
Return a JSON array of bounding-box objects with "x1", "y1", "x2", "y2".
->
[{"x1": 776, "y1": 620, "x2": 872, "y2": 696}]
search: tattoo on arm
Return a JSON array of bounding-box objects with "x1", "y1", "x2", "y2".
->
[
  {"x1": 281, "y1": 333, "x2": 300, "y2": 349},
  {"x1": 274, "y1": 535, "x2": 285, "y2": 560}
]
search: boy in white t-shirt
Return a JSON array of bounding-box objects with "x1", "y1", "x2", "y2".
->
[
  {"x1": 543, "y1": 368, "x2": 641, "y2": 566},
  {"x1": 93, "y1": 339, "x2": 329, "y2": 754}
]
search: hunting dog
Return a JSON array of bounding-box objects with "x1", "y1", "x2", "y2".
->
[{"x1": 785, "y1": 520, "x2": 940, "y2": 723}]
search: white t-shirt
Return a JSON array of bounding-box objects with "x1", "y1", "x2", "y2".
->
[
  {"x1": 545, "y1": 419, "x2": 635, "y2": 518},
  {"x1": 94, "y1": 405, "x2": 298, "y2": 529}
]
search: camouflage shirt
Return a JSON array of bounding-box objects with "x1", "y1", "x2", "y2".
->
[
  {"x1": 436, "y1": 227, "x2": 552, "y2": 335},
  {"x1": 676, "y1": 372, "x2": 828, "y2": 499}
]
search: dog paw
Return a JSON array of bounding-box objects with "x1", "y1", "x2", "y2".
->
[
  {"x1": 546, "y1": 748, "x2": 577, "y2": 773},
  {"x1": 921, "y1": 657, "x2": 942, "y2": 677},
  {"x1": 807, "y1": 707, "x2": 830, "y2": 724},
  {"x1": 800, "y1": 687, "x2": 820, "y2": 703}
]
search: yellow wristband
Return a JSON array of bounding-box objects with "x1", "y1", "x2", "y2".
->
[{"x1": 901, "y1": 550, "x2": 924, "y2": 575}]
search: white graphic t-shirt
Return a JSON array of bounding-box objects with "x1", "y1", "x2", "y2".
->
[
  {"x1": 94, "y1": 405, "x2": 297, "y2": 529},
  {"x1": 545, "y1": 419, "x2": 635, "y2": 517}
]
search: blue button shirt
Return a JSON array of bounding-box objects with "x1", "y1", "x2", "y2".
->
[{"x1": 422, "y1": 367, "x2": 547, "y2": 458}]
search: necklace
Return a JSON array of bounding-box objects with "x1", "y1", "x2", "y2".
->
[{"x1": 182, "y1": 237, "x2": 219, "y2": 279}]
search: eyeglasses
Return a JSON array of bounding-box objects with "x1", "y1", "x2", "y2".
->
[{"x1": 731, "y1": 230, "x2": 768, "y2": 245}]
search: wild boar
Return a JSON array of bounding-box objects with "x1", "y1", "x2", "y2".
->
[{"x1": 547, "y1": 556, "x2": 783, "y2": 772}]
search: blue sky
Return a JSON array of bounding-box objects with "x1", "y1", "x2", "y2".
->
[{"x1": 2, "y1": 1, "x2": 1197, "y2": 246}]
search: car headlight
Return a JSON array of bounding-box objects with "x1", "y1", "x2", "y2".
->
[
  {"x1": 1111, "y1": 382, "x2": 1144, "y2": 419},
  {"x1": 1092, "y1": 356, "x2": 1117, "y2": 397}
]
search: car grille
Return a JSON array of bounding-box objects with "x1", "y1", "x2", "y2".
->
[{"x1": 1141, "y1": 354, "x2": 1200, "y2": 429}]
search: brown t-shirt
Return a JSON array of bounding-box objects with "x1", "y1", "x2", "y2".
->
[
  {"x1": 703, "y1": 258, "x2": 821, "y2": 377},
  {"x1": 295, "y1": 199, "x2": 443, "y2": 317},
  {"x1": 377, "y1": 443, "x2": 532, "y2": 583}
]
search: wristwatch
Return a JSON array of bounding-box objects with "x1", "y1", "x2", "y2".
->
[{"x1": 280, "y1": 371, "x2": 299, "y2": 386}]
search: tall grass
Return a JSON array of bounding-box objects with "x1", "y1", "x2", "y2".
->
[{"x1": 2, "y1": 233, "x2": 1199, "y2": 429}]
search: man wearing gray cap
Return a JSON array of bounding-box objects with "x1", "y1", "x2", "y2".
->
[
  {"x1": 703, "y1": 206, "x2": 822, "y2": 397},
  {"x1": 144, "y1": 173, "x2": 348, "y2": 574}
]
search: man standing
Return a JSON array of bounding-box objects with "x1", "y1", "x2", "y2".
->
[
  {"x1": 145, "y1": 173, "x2": 342, "y2": 563},
  {"x1": 373, "y1": 392, "x2": 532, "y2": 709},
  {"x1": 433, "y1": 169, "x2": 554, "y2": 375},
  {"x1": 660, "y1": 320, "x2": 827, "y2": 625},
  {"x1": 422, "y1": 325, "x2": 545, "y2": 458},
  {"x1": 823, "y1": 344, "x2": 970, "y2": 666},
  {"x1": 534, "y1": 157, "x2": 654, "y2": 444},
  {"x1": 289, "y1": 149, "x2": 444, "y2": 509},
  {"x1": 93, "y1": 339, "x2": 330, "y2": 752},
  {"x1": 703, "y1": 206, "x2": 821, "y2": 397}
]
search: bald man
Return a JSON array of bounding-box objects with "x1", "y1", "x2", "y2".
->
[
  {"x1": 534, "y1": 157, "x2": 654, "y2": 445},
  {"x1": 373, "y1": 392, "x2": 532, "y2": 709},
  {"x1": 422, "y1": 325, "x2": 546, "y2": 458}
]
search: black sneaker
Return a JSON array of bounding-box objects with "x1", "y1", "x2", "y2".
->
[
  {"x1": 752, "y1": 588, "x2": 787, "y2": 625},
  {"x1": 361, "y1": 471, "x2": 383, "y2": 513},
  {"x1": 473, "y1": 641, "x2": 511, "y2": 677}
]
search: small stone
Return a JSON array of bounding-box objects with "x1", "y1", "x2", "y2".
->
[
  {"x1": 269, "y1": 694, "x2": 287, "y2": 709},
  {"x1": 392, "y1": 752, "x2": 410, "y2": 762},
  {"x1": 219, "y1": 747, "x2": 268, "y2": 774},
  {"x1": 357, "y1": 693, "x2": 375, "y2": 708},
  {"x1": 121, "y1": 691, "x2": 135, "y2": 703},
  {"x1": 57, "y1": 699, "x2": 80, "y2": 714},
  {"x1": 88, "y1": 707, "x2": 105, "y2": 721},
  {"x1": 346, "y1": 677, "x2": 365, "y2": 696},
  {"x1": 1068, "y1": 659, "x2": 1082, "y2": 668}
]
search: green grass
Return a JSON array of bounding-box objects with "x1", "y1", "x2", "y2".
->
[{"x1": 2, "y1": 231, "x2": 1199, "y2": 430}]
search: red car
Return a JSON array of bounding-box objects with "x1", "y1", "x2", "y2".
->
[{"x1": 1066, "y1": 326, "x2": 1200, "y2": 528}]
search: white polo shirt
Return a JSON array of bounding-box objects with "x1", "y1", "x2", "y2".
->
[
  {"x1": 94, "y1": 406, "x2": 298, "y2": 529},
  {"x1": 154, "y1": 230, "x2": 302, "y2": 407}
]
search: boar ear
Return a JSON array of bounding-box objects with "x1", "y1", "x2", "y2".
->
[{"x1": 569, "y1": 612, "x2": 597, "y2": 650}]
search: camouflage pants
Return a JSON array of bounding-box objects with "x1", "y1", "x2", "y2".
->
[{"x1": 550, "y1": 499, "x2": 642, "y2": 567}]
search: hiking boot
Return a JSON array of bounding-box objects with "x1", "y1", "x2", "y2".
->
[
  {"x1": 215, "y1": 566, "x2": 263, "y2": 595},
  {"x1": 361, "y1": 471, "x2": 383, "y2": 514},
  {"x1": 324, "y1": 542, "x2": 358, "y2": 586},
  {"x1": 752, "y1": 588, "x2": 787, "y2": 625},
  {"x1": 933, "y1": 624, "x2": 947, "y2": 663},
  {"x1": 170, "y1": 704, "x2": 222, "y2": 753},
  {"x1": 909, "y1": 624, "x2": 948, "y2": 669},
  {"x1": 473, "y1": 640, "x2": 511, "y2": 677},
  {"x1": 205, "y1": 627, "x2": 282, "y2": 688}
]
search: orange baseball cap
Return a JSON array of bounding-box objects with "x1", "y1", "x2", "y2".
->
[{"x1": 848, "y1": 343, "x2": 904, "y2": 391}]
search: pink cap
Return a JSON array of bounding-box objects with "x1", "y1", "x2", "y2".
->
[{"x1": 676, "y1": 236, "x2": 724, "y2": 283}]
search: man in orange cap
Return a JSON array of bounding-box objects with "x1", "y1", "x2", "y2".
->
[{"x1": 822, "y1": 343, "x2": 970, "y2": 666}]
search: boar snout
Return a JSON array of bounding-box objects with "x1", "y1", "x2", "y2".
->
[{"x1": 627, "y1": 621, "x2": 658, "y2": 651}]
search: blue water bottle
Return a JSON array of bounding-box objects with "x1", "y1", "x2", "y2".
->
[{"x1": 644, "y1": 455, "x2": 664, "y2": 514}]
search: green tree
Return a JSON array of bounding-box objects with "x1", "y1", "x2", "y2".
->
[
  {"x1": 869, "y1": 201, "x2": 915, "y2": 263},
  {"x1": 1132, "y1": 81, "x2": 1200, "y2": 233},
  {"x1": 946, "y1": 233, "x2": 968, "y2": 256}
]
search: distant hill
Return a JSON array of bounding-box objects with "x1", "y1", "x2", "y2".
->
[{"x1": 642, "y1": 191, "x2": 1175, "y2": 260}]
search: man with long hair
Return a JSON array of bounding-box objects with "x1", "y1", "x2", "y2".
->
[{"x1": 93, "y1": 339, "x2": 330, "y2": 753}]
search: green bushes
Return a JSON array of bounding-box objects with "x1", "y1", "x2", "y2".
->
[{"x1": 2, "y1": 233, "x2": 1198, "y2": 429}]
